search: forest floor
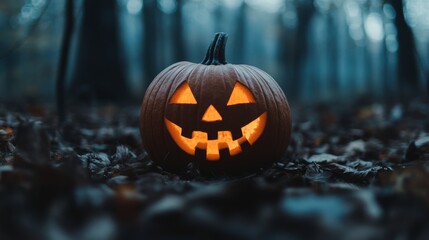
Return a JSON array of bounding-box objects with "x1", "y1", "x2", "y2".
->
[{"x1": 1, "y1": 97, "x2": 429, "y2": 240}]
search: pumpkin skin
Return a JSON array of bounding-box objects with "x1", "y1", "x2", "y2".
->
[{"x1": 140, "y1": 33, "x2": 291, "y2": 173}]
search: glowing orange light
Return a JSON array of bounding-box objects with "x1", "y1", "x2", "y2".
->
[
  {"x1": 227, "y1": 82, "x2": 256, "y2": 106},
  {"x1": 202, "y1": 105, "x2": 222, "y2": 122},
  {"x1": 165, "y1": 81, "x2": 266, "y2": 161},
  {"x1": 169, "y1": 82, "x2": 197, "y2": 104},
  {"x1": 164, "y1": 112, "x2": 267, "y2": 160}
]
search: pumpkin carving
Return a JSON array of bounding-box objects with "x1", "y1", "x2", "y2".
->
[{"x1": 140, "y1": 33, "x2": 291, "y2": 173}]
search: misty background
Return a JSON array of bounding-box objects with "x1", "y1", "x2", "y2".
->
[{"x1": 0, "y1": 0, "x2": 428, "y2": 105}]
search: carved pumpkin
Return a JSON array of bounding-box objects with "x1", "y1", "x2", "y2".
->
[{"x1": 140, "y1": 33, "x2": 291, "y2": 173}]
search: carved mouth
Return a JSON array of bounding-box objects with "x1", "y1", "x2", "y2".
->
[{"x1": 164, "y1": 113, "x2": 267, "y2": 161}]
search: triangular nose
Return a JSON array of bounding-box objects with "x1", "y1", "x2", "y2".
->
[{"x1": 202, "y1": 105, "x2": 222, "y2": 122}]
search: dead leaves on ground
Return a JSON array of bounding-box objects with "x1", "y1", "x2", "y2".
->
[{"x1": 0, "y1": 99, "x2": 429, "y2": 239}]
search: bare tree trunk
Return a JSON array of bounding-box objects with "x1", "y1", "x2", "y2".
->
[
  {"x1": 69, "y1": 0, "x2": 129, "y2": 103},
  {"x1": 214, "y1": 3, "x2": 222, "y2": 31},
  {"x1": 233, "y1": 2, "x2": 246, "y2": 64},
  {"x1": 389, "y1": 0, "x2": 419, "y2": 93},
  {"x1": 277, "y1": 3, "x2": 296, "y2": 92},
  {"x1": 143, "y1": 0, "x2": 159, "y2": 89},
  {"x1": 172, "y1": 0, "x2": 185, "y2": 62},
  {"x1": 56, "y1": 0, "x2": 74, "y2": 123},
  {"x1": 327, "y1": 12, "x2": 338, "y2": 99},
  {"x1": 289, "y1": 0, "x2": 314, "y2": 100}
]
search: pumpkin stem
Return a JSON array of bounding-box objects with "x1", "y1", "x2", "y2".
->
[{"x1": 201, "y1": 32, "x2": 228, "y2": 65}]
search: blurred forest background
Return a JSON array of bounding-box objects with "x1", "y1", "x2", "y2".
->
[{"x1": 0, "y1": 0, "x2": 428, "y2": 105}]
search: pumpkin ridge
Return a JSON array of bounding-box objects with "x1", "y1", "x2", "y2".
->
[
  {"x1": 147, "y1": 62, "x2": 193, "y2": 158},
  {"x1": 163, "y1": 63, "x2": 200, "y2": 145},
  {"x1": 240, "y1": 64, "x2": 283, "y2": 154},
  {"x1": 193, "y1": 64, "x2": 210, "y2": 123},
  {"x1": 241, "y1": 64, "x2": 291, "y2": 155},
  {"x1": 166, "y1": 63, "x2": 198, "y2": 102},
  {"x1": 141, "y1": 63, "x2": 181, "y2": 151}
]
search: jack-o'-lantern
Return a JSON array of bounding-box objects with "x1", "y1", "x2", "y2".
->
[{"x1": 140, "y1": 33, "x2": 291, "y2": 173}]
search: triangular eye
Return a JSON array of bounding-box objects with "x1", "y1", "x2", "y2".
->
[
  {"x1": 227, "y1": 82, "x2": 255, "y2": 106},
  {"x1": 169, "y1": 82, "x2": 197, "y2": 104}
]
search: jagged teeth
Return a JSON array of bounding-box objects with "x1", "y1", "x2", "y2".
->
[{"x1": 181, "y1": 130, "x2": 243, "y2": 141}]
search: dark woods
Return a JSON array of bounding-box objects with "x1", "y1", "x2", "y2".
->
[
  {"x1": 1, "y1": 1, "x2": 429, "y2": 239},
  {"x1": 69, "y1": 0, "x2": 129, "y2": 103},
  {"x1": 0, "y1": 0, "x2": 428, "y2": 108}
]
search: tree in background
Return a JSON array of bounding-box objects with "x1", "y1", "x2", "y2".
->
[
  {"x1": 69, "y1": 0, "x2": 129, "y2": 103},
  {"x1": 388, "y1": 0, "x2": 419, "y2": 93},
  {"x1": 288, "y1": 0, "x2": 315, "y2": 100},
  {"x1": 233, "y1": 1, "x2": 246, "y2": 64},
  {"x1": 172, "y1": 0, "x2": 185, "y2": 62},
  {"x1": 142, "y1": 0, "x2": 159, "y2": 89},
  {"x1": 56, "y1": 0, "x2": 74, "y2": 122}
]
